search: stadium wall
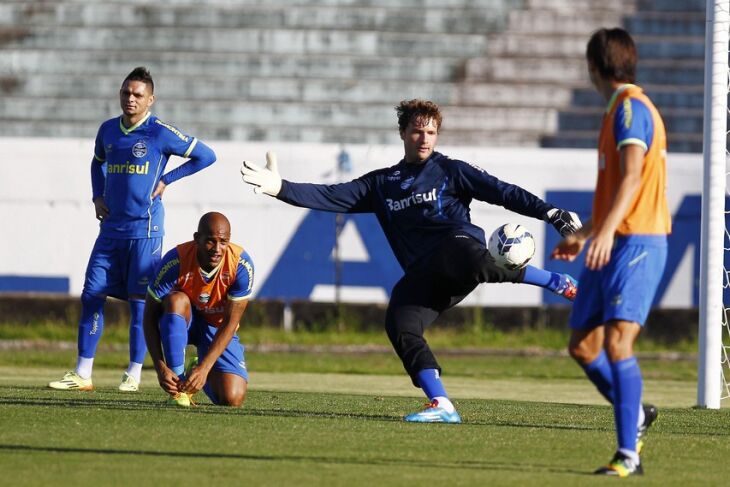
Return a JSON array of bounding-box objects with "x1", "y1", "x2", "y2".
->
[{"x1": 0, "y1": 138, "x2": 703, "y2": 308}]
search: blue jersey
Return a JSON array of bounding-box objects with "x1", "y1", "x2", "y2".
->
[
  {"x1": 92, "y1": 112, "x2": 216, "y2": 239},
  {"x1": 277, "y1": 151, "x2": 553, "y2": 270}
]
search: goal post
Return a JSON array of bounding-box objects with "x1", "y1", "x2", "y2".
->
[{"x1": 698, "y1": 0, "x2": 730, "y2": 408}]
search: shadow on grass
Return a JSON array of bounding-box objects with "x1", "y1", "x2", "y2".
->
[
  {"x1": 0, "y1": 443, "x2": 582, "y2": 475},
  {"x1": 2, "y1": 387, "x2": 727, "y2": 437}
]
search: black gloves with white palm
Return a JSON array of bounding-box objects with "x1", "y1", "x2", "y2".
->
[
  {"x1": 545, "y1": 208, "x2": 582, "y2": 237},
  {"x1": 241, "y1": 151, "x2": 282, "y2": 196}
]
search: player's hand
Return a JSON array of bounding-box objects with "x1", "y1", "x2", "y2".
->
[
  {"x1": 93, "y1": 196, "x2": 109, "y2": 221},
  {"x1": 545, "y1": 208, "x2": 582, "y2": 237},
  {"x1": 550, "y1": 233, "x2": 586, "y2": 262},
  {"x1": 585, "y1": 229, "x2": 613, "y2": 270},
  {"x1": 180, "y1": 363, "x2": 209, "y2": 395},
  {"x1": 240, "y1": 151, "x2": 282, "y2": 196},
  {"x1": 151, "y1": 180, "x2": 167, "y2": 199},
  {"x1": 157, "y1": 365, "x2": 181, "y2": 395}
]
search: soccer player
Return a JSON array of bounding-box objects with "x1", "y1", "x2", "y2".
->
[
  {"x1": 551, "y1": 28, "x2": 668, "y2": 476},
  {"x1": 240, "y1": 99, "x2": 582, "y2": 423},
  {"x1": 48, "y1": 67, "x2": 217, "y2": 393},
  {"x1": 143, "y1": 212, "x2": 254, "y2": 407}
]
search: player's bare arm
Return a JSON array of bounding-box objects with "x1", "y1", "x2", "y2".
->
[
  {"x1": 142, "y1": 294, "x2": 181, "y2": 395},
  {"x1": 182, "y1": 299, "x2": 249, "y2": 394},
  {"x1": 586, "y1": 144, "x2": 644, "y2": 270}
]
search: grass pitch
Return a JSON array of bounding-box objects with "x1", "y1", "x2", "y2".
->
[{"x1": 0, "y1": 349, "x2": 727, "y2": 486}]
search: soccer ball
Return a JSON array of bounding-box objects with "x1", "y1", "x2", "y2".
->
[{"x1": 487, "y1": 223, "x2": 536, "y2": 270}]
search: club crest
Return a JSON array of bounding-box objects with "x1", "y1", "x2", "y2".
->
[
  {"x1": 400, "y1": 176, "x2": 415, "y2": 190},
  {"x1": 132, "y1": 140, "x2": 147, "y2": 158}
]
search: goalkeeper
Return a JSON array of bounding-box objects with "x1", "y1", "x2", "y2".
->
[{"x1": 241, "y1": 99, "x2": 581, "y2": 423}]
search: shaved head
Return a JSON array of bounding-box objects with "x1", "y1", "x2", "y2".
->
[
  {"x1": 198, "y1": 212, "x2": 230, "y2": 235},
  {"x1": 194, "y1": 212, "x2": 231, "y2": 271}
]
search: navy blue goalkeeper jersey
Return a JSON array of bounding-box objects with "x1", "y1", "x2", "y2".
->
[
  {"x1": 277, "y1": 151, "x2": 553, "y2": 270},
  {"x1": 92, "y1": 112, "x2": 215, "y2": 239}
]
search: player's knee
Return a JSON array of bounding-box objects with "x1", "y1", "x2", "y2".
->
[
  {"x1": 568, "y1": 339, "x2": 598, "y2": 364},
  {"x1": 219, "y1": 383, "x2": 247, "y2": 407},
  {"x1": 605, "y1": 339, "x2": 633, "y2": 361},
  {"x1": 163, "y1": 291, "x2": 191, "y2": 315}
]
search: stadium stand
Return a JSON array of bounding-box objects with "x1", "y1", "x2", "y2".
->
[{"x1": 0, "y1": 0, "x2": 707, "y2": 151}]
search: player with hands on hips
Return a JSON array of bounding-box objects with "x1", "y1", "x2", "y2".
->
[
  {"x1": 241, "y1": 99, "x2": 581, "y2": 423},
  {"x1": 48, "y1": 67, "x2": 217, "y2": 394}
]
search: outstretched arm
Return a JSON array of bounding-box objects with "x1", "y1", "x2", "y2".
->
[
  {"x1": 241, "y1": 151, "x2": 374, "y2": 213},
  {"x1": 181, "y1": 299, "x2": 248, "y2": 395},
  {"x1": 454, "y1": 160, "x2": 582, "y2": 236}
]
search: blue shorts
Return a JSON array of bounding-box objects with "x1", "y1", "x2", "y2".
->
[
  {"x1": 569, "y1": 235, "x2": 667, "y2": 330},
  {"x1": 188, "y1": 316, "x2": 249, "y2": 381},
  {"x1": 83, "y1": 237, "x2": 163, "y2": 299}
]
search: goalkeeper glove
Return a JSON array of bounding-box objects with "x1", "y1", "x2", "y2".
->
[
  {"x1": 240, "y1": 151, "x2": 282, "y2": 196},
  {"x1": 545, "y1": 208, "x2": 582, "y2": 237}
]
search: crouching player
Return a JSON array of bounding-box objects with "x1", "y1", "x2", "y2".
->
[{"x1": 143, "y1": 212, "x2": 254, "y2": 407}]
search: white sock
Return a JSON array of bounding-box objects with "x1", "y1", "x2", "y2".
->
[
  {"x1": 618, "y1": 448, "x2": 640, "y2": 465},
  {"x1": 636, "y1": 405, "x2": 645, "y2": 428},
  {"x1": 433, "y1": 396, "x2": 455, "y2": 413},
  {"x1": 76, "y1": 357, "x2": 94, "y2": 380},
  {"x1": 126, "y1": 362, "x2": 143, "y2": 383}
]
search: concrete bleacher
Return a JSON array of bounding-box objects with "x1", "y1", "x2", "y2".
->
[
  {"x1": 540, "y1": 0, "x2": 707, "y2": 152},
  {"x1": 0, "y1": 0, "x2": 710, "y2": 151}
]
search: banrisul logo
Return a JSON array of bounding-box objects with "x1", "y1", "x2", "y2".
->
[{"x1": 386, "y1": 188, "x2": 437, "y2": 211}]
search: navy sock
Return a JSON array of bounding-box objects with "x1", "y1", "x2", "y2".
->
[
  {"x1": 128, "y1": 299, "x2": 147, "y2": 365},
  {"x1": 416, "y1": 368, "x2": 448, "y2": 400},
  {"x1": 581, "y1": 350, "x2": 615, "y2": 403},
  {"x1": 160, "y1": 313, "x2": 188, "y2": 377},
  {"x1": 77, "y1": 292, "x2": 106, "y2": 359},
  {"x1": 611, "y1": 356, "x2": 643, "y2": 453},
  {"x1": 521, "y1": 265, "x2": 562, "y2": 291}
]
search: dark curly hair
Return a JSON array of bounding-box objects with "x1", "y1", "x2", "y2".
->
[{"x1": 395, "y1": 99, "x2": 443, "y2": 133}]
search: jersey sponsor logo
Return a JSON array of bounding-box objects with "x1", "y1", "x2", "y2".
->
[
  {"x1": 462, "y1": 160, "x2": 486, "y2": 173},
  {"x1": 132, "y1": 140, "x2": 147, "y2": 158},
  {"x1": 107, "y1": 161, "x2": 149, "y2": 175},
  {"x1": 154, "y1": 119, "x2": 189, "y2": 142},
  {"x1": 400, "y1": 176, "x2": 415, "y2": 190},
  {"x1": 198, "y1": 293, "x2": 211, "y2": 304},
  {"x1": 241, "y1": 259, "x2": 254, "y2": 292},
  {"x1": 386, "y1": 188, "x2": 437, "y2": 212},
  {"x1": 198, "y1": 305, "x2": 225, "y2": 315},
  {"x1": 622, "y1": 98, "x2": 633, "y2": 129},
  {"x1": 153, "y1": 257, "x2": 180, "y2": 287}
]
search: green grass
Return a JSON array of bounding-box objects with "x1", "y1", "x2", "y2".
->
[
  {"x1": 0, "y1": 347, "x2": 726, "y2": 485},
  {"x1": 0, "y1": 320, "x2": 700, "y2": 353}
]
